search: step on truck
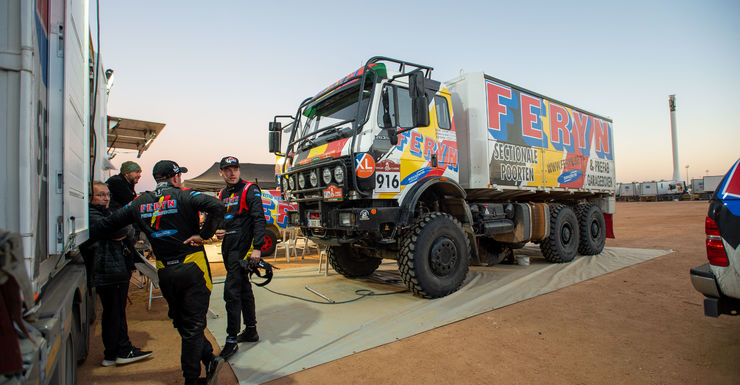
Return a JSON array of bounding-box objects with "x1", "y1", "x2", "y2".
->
[
  {"x1": 268, "y1": 56, "x2": 616, "y2": 298},
  {"x1": 1, "y1": 1, "x2": 158, "y2": 383}
]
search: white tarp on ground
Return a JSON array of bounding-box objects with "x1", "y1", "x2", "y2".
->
[{"x1": 206, "y1": 246, "x2": 671, "y2": 384}]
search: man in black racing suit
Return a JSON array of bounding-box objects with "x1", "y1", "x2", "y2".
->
[
  {"x1": 91, "y1": 160, "x2": 226, "y2": 385},
  {"x1": 215, "y1": 156, "x2": 266, "y2": 360}
]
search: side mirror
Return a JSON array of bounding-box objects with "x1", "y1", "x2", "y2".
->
[
  {"x1": 268, "y1": 131, "x2": 281, "y2": 153},
  {"x1": 408, "y1": 71, "x2": 429, "y2": 127},
  {"x1": 268, "y1": 121, "x2": 282, "y2": 132}
]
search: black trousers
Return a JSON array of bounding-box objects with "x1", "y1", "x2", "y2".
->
[
  {"x1": 97, "y1": 282, "x2": 133, "y2": 360},
  {"x1": 158, "y1": 259, "x2": 214, "y2": 380},
  {"x1": 223, "y1": 253, "x2": 256, "y2": 337}
]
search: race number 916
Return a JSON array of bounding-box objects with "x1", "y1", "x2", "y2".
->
[{"x1": 375, "y1": 172, "x2": 400, "y2": 193}]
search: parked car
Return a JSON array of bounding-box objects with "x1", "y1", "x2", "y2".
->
[
  {"x1": 690, "y1": 158, "x2": 740, "y2": 317},
  {"x1": 261, "y1": 190, "x2": 297, "y2": 256}
]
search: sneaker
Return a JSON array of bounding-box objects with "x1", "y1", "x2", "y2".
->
[
  {"x1": 206, "y1": 356, "x2": 225, "y2": 385},
  {"x1": 219, "y1": 342, "x2": 238, "y2": 361},
  {"x1": 236, "y1": 327, "x2": 259, "y2": 342},
  {"x1": 101, "y1": 359, "x2": 116, "y2": 367},
  {"x1": 115, "y1": 348, "x2": 153, "y2": 365}
]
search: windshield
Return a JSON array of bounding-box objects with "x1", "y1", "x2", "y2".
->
[{"x1": 294, "y1": 83, "x2": 373, "y2": 152}]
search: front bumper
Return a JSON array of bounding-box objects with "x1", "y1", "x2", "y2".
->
[
  {"x1": 290, "y1": 205, "x2": 401, "y2": 245},
  {"x1": 690, "y1": 263, "x2": 740, "y2": 317}
]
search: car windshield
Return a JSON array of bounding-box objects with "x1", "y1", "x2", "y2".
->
[{"x1": 295, "y1": 84, "x2": 372, "y2": 151}]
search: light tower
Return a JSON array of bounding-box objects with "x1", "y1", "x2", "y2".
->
[{"x1": 669, "y1": 95, "x2": 681, "y2": 182}]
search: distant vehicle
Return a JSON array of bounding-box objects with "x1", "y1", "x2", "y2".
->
[
  {"x1": 690, "y1": 158, "x2": 740, "y2": 317},
  {"x1": 656, "y1": 180, "x2": 684, "y2": 201},
  {"x1": 702, "y1": 175, "x2": 724, "y2": 199},
  {"x1": 639, "y1": 181, "x2": 658, "y2": 200},
  {"x1": 618, "y1": 182, "x2": 638, "y2": 201}
]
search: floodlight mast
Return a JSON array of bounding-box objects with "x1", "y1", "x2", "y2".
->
[{"x1": 669, "y1": 94, "x2": 681, "y2": 182}]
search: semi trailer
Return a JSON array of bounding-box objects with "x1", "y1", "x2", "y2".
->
[
  {"x1": 1, "y1": 1, "x2": 160, "y2": 383},
  {"x1": 268, "y1": 57, "x2": 615, "y2": 298}
]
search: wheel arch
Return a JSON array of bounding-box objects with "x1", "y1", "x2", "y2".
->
[{"x1": 399, "y1": 177, "x2": 471, "y2": 226}]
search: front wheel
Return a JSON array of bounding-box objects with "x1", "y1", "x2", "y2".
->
[
  {"x1": 261, "y1": 228, "x2": 278, "y2": 257},
  {"x1": 328, "y1": 245, "x2": 382, "y2": 278},
  {"x1": 398, "y1": 212, "x2": 470, "y2": 298}
]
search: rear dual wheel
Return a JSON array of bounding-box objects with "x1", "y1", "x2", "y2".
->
[{"x1": 540, "y1": 204, "x2": 579, "y2": 263}]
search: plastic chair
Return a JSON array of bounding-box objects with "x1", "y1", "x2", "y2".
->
[
  {"x1": 317, "y1": 246, "x2": 329, "y2": 276},
  {"x1": 274, "y1": 228, "x2": 298, "y2": 263}
]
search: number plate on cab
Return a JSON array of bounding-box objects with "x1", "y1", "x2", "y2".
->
[{"x1": 307, "y1": 211, "x2": 321, "y2": 227}]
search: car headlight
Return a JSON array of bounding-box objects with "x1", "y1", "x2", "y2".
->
[
  {"x1": 289, "y1": 175, "x2": 296, "y2": 190},
  {"x1": 334, "y1": 166, "x2": 344, "y2": 184},
  {"x1": 309, "y1": 169, "x2": 318, "y2": 187},
  {"x1": 298, "y1": 173, "x2": 306, "y2": 189},
  {"x1": 322, "y1": 168, "x2": 332, "y2": 185}
]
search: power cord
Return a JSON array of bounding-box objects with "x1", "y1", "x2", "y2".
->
[{"x1": 211, "y1": 277, "x2": 409, "y2": 304}]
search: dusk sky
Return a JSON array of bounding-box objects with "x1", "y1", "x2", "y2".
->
[{"x1": 95, "y1": 0, "x2": 740, "y2": 191}]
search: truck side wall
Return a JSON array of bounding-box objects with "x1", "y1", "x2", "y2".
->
[{"x1": 446, "y1": 72, "x2": 616, "y2": 195}]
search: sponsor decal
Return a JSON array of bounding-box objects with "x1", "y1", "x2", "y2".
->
[
  {"x1": 359, "y1": 210, "x2": 370, "y2": 221},
  {"x1": 718, "y1": 160, "x2": 740, "y2": 216},
  {"x1": 151, "y1": 229, "x2": 178, "y2": 238},
  {"x1": 401, "y1": 167, "x2": 431, "y2": 186},
  {"x1": 558, "y1": 169, "x2": 583, "y2": 184},
  {"x1": 323, "y1": 184, "x2": 343, "y2": 202},
  {"x1": 355, "y1": 153, "x2": 375, "y2": 179}
]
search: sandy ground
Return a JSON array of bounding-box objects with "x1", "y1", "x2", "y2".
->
[{"x1": 77, "y1": 201, "x2": 740, "y2": 384}]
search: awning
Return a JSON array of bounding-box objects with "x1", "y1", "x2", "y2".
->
[{"x1": 107, "y1": 116, "x2": 166, "y2": 157}]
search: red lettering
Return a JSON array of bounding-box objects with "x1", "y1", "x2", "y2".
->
[
  {"x1": 593, "y1": 118, "x2": 611, "y2": 154},
  {"x1": 409, "y1": 131, "x2": 423, "y2": 155},
  {"x1": 486, "y1": 82, "x2": 512, "y2": 132},
  {"x1": 571, "y1": 111, "x2": 592, "y2": 155},
  {"x1": 423, "y1": 137, "x2": 436, "y2": 160},
  {"x1": 520, "y1": 94, "x2": 542, "y2": 139},
  {"x1": 549, "y1": 103, "x2": 571, "y2": 146}
]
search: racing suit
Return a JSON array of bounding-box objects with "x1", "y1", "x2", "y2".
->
[
  {"x1": 91, "y1": 181, "x2": 224, "y2": 381},
  {"x1": 218, "y1": 179, "x2": 266, "y2": 337}
]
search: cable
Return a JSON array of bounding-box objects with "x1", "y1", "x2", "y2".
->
[{"x1": 210, "y1": 277, "x2": 408, "y2": 304}]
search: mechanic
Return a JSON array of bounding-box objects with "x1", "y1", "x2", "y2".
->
[
  {"x1": 215, "y1": 156, "x2": 266, "y2": 360},
  {"x1": 106, "y1": 160, "x2": 142, "y2": 211},
  {"x1": 91, "y1": 160, "x2": 226, "y2": 385}
]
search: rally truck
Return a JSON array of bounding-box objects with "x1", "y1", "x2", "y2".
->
[
  {"x1": 1, "y1": 1, "x2": 161, "y2": 383},
  {"x1": 268, "y1": 56, "x2": 615, "y2": 298}
]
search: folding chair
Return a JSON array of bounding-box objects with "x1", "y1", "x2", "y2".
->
[
  {"x1": 317, "y1": 246, "x2": 329, "y2": 276},
  {"x1": 133, "y1": 252, "x2": 163, "y2": 310}
]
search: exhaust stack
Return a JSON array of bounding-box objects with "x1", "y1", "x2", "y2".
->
[{"x1": 669, "y1": 95, "x2": 681, "y2": 182}]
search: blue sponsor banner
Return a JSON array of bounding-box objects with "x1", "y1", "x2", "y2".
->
[
  {"x1": 151, "y1": 229, "x2": 178, "y2": 238},
  {"x1": 401, "y1": 167, "x2": 431, "y2": 186},
  {"x1": 557, "y1": 169, "x2": 583, "y2": 184}
]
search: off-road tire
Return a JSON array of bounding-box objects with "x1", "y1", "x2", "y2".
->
[
  {"x1": 328, "y1": 245, "x2": 382, "y2": 278},
  {"x1": 261, "y1": 228, "x2": 278, "y2": 257},
  {"x1": 540, "y1": 204, "x2": 579, "y2": 263},
  {"x1": 398, "y1": 212, "x2": 470, "y2": 298},
  {"x1": 576, "y1": 203, "x2": 606, "y2": 255}
]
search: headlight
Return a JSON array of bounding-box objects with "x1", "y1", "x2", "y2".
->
[
  {"x1": 309, "y1": 169, "x2": 318, "y2": 187},
  {"x1": 298, "y1": 173, "x2": 306, "y2": 189},
  {"x1": 289, "y1": 175, "x2": 296, "y2": 190},
  {"x1": 334, "y1": 166, "x2": 344, "y2": 184},
  {"x1": 322, "y1": 168, "x2": 332, "y2": 185}
]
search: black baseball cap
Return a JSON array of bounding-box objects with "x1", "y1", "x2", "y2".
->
[
  {"x1": 153, "y1": 160, "x2": 188, "y2": 180},
  {"x1": 219, "y1": 156, "x2": 239, "y2": 169}
]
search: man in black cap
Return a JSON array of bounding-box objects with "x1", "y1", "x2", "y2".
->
[
  {"x1": 215, "y1": 156, "x2": 266, "y2": 360},
  {"x1": 106, "y1": 160, "x2": 142, "y2": 211},
  {"x1": 91, "y1": 160, "x2": 226, "y2": 385}
]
